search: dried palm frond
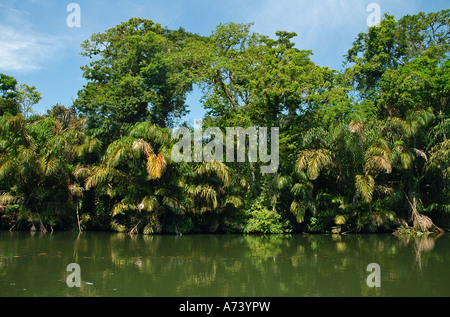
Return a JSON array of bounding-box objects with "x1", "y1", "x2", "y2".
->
[
  {"x1": 375, "y1": 185, "x2": 395, "y2": 196},
  {"x1": 68, "y1": 184, "x2": 84, "y2": 197},
  {"x1": 412, "y1": 148, "x2": 427, "y2": 161},
  {"x1": 147, "y1": 152, "x2": 167, "y2": 179},
  {"x1": 133, "y1": 138, "x2": 154, "y2": 157},
  {"x1": 349, "y1": 121, "x2": 364, "y2": 135},
  {"x1": 74, "y1": 166, "x2": 91, "y2": 179},
  {"x1": 0, "y1": 192, "x2": 18, "y2": 210}
]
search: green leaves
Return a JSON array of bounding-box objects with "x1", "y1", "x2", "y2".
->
[
  {"x1": 345, "y1": 9, "x2": 449, "y2": 120},
  {"x1": 76, "y1": 18, "x2": 197, "y2": 142},
  {"x1": 355, "y1": 174, "x2": 375, "y2": 203},
  {"x1": 2, "y1": 11, "x2": 450, "y2": 234},
  {"x1": 296, "y1": 149, "x2": 334, "y2": 181}
]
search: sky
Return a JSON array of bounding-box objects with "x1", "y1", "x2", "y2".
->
[{"x1": 0, "y1": 0, "x2": 448, "y2": 123}]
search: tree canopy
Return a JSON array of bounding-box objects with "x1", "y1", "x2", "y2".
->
[{"x1": 1, "y1": 10, "x2": 449, "y2": 234}]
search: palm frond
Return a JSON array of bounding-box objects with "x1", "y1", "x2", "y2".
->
[
  {"x1": 224, "y1": 196, "x2": 243, "y2": 208},
  {"x1": 349, "y1": 121, "x2": 364, "y2": 136},
  {"x1": 196, "y1": 160, "x2": 230, "y2": 186},
  {"x1": 296, "y1": 148, "x2": 334, "y2": 180},
  {"x1": 74, "y1": 166, "x2": 92, "y2": 179},
  {"x1": 112, "y1": 201, "x2": 137, "y2": 217},
  {"x1": 146, "y1": 152, "x2": 167, "y2": 179},
  {"x1": 364, "y1": 145, "x2": 392, "y2": 174},
  {"x1": 0, "y1": 160, "x2": 14, "y2": 178},
  {"x1": 375, "y1": 185, "x2": 395, "y2": 196},
  {"x1": 85, "y1": 166, "x2": 124, "y2": 190},
  {"x1": 0, "y1": 192, "x2": 19, "y2": 209},
  {"x1": 275, "y1": 174, "x2": 292, "y2": 190},
  {"x1": 138, "y1": 195, "x2": 158, "y2": 212},
  {"x1": 412, "y1": 148, "x2": 427, "y2": 161},
  {"x1": 162, "y1": 196, "x2": 185, "y2": 214},
  {"x1": 40, "y1": 156, "x2": 59, "y2": 176},
  {"x1": 190, "y1": 185, "x2": 219, "y2": 209},
  {"x1": 68, "y1": 184, "x2": 84, "y2": 197},
  {"x1": 400, "y1": 151, "x2": 415, "y2": 169},
  {"x1": 133, "y1": 138, "x2": 154, "y2": 157},
  {"x1": 105, "y1": 137, "x2": 134, "y2": 168},
  {"x1": 355, "y1": 174, "x2": 375, "y2": 203},
  {"x1": 334, "y1": 215, "x2": 346, "y2": 225},
  {"x1": 290, "y1": 199, "x2": 306, "y2": 223},
  {"x1": 81, "y1": 136, "x2": 102, "y2": 156},
  {"x1": 291, "y1": 181, "x2": 313, "y2": 197}
]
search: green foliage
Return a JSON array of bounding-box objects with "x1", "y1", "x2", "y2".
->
[
  {"x1": 75, "y1": 18, "x2": 198, "y2": 142},
  {"x1": 0, "y1": 73, "x2": 19, "y2": 116},
  {"x1": 1, "y1": 10, "x2": 449, "y2": 234},
  {"x1": 244, "y1": 196, "x2": 291, "y2": 234}
]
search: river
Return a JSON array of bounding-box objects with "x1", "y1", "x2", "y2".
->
[{"x1": 1, "y1": 231, "x2": 449, "y2": 297}]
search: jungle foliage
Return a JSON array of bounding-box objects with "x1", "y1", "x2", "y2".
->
[{"x1": 1, "y1": 10, "x2": 449, "y2": 234}]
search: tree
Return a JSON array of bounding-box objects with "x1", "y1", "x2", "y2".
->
[
  {"x1": 75, "y1": 18, "x2": 201, "y2": 142},
  {"x1": 0, "y1": 105, "x2": 101, "y2": 232},
  {"x1": 0, "y1": 73, "x2": 19, "y2": 116},
  {"x1": 345, "y1": 10, "x2": 450, "y2": 118},
  {"x1": 16, "y1": 84, "x2": 42, "y2": 119}
]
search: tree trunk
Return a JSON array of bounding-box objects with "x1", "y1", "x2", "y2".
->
[{"x1": 76, "y1": 201, "x2": 82, "y2": 234}]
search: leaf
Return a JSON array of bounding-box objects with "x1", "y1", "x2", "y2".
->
[
  {"x1": 112, "y1": 202, "x2": 137, "y2": 217},
  {"x1": 138, "y1": 195, "x2": 158, "y2": 212},
  {"x1": 146, "y1": 152, "x2": 167, "y2": 179},
  {"x1": 355, "y1": 174, "x2": 375, "y2": 203},
  {"x1": 296, "y1": 149, "x2": 334, "y2": 180},
  {"x1": 290, "y1": 200, "x2": 306, "y2": 223},
  {"x1": 196, "y1": 160, "x2": 230, "y2": 186},
  {"x1": 334, "y1": 215, "x2": 346, "y2": 225},
  {"x1": 133, "y1": 138, "x2": 154, "y2": 157},
  {"x1": 364, "y1": 145, "x2": 392, "y2": 174}
]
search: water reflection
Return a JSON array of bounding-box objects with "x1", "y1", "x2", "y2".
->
[
  {"x1": 0, "y1": 231, "x2": 449, "y2": 297},
  {"x1": 395, "y1": 233, "x2": 444, "y2": 269}
]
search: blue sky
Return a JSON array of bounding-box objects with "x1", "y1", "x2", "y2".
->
[{"x1": 0, "y1": 0, "x2": 448, "y2": 122}]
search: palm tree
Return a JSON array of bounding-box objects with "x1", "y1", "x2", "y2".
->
[
  {"x1": 0, "y1": 106, "x2": 102, "y2": 232},
  {"x1": 355, "y1": 110, "x2": 440, "y2": 232}
]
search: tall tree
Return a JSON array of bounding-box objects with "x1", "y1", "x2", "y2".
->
[
  {"x1": 0, "y1": 74, "x2": 19, "y2": 116},
  {"x1": 345, "y1": 10, "x2": 450, "y2": 118},
  {"x1": 75, "y1": 18, "x2": 201, "y2": 142}
]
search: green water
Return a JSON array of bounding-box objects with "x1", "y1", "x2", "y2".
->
[{"x1": 0, "y1": 231, "x2": 449, "y2": 297}]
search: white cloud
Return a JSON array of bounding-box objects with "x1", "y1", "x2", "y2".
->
[
  {"x1": 0, "y1": 24, "x2": 66, "y2": 72},
  {"x1": 238, "y1": 0, "x2": 367, "y2": 40},
  {"x1": 0, "y1": 0, "x2": 69, "y2": 73},
  {"x1": 219, "y1": 0, "x2": 395, "y2": 69}
]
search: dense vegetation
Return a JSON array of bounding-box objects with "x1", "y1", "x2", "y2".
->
[{"x1": 1, "y1": 10, "x2": 449, "y2": 234}]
